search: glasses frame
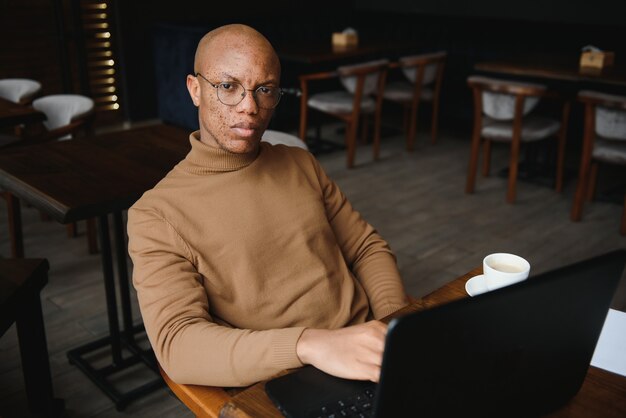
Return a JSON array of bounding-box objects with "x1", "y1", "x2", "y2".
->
[{"x1": 195, "y1": 73, "x2": 283, "y2": 109}]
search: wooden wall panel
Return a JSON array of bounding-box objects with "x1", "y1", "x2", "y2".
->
[{"x1": 0, "y1": 0, "x2": 66, "y2": 96}]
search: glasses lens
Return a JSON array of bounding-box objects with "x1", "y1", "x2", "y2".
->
[
  {"x1": 215, "y1": 82, "x2": 282, "y2": 109},
  {"x1": 254, "y1": 86, "x2": 282, "y2": 109},
  {"x1": 216, "y1": 82, "x2": 245, "y2": 106}
]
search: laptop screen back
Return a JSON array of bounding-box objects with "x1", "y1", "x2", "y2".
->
[
  {"x1": 265, "y1": 250, "x2": 625, "y2": 418},
  {"x1": 374, "y1": 250, "x2": 625, "y2": 416}
]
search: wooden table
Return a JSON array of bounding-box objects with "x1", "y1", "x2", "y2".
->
[
  {"x1": 161, "y1": 267, "x2": 626, "y2": 418},
  {"x1": 0, "y1": 123, "x2": 191, "y2": 409},
  {"x1": 276, "y1": 41, "x2": 418, "y2": 65},
  {"x1": 475, "y1": 56, "x2": 626, "y2": 87},
  {"x1": 0, "y1": 97, "x2": 45, "y2": 129}
]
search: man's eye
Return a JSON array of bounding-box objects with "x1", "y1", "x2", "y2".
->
[
  {"x1": 257, "y1": 86, "x2": 273, "y2": 95},
  {"x1": 219, "y1": 83, "x2": 233, "y2": 90}
]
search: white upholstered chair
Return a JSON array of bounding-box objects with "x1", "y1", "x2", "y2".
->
[
  {"x1": 0, "y1": 78, "x2": 42, "y2": 104},
  {"x1": 383, "y1": 51, "x2": 446, "y2": 149},
  {"x1": 32, "y1": 94, "x2": 95, "y2": 141},
  {"x1": 299, "y1": 60, "x2": 388, "y2": 168},
  {"x1": 571, "y1": 90, "x2": 626, "y2": 235},
  {"x1": 32, "y1": 94, "x2": 97, "y2": 252},
  {"x1": 262, "y1": 129, "x2": 309, "y2": 151},
  {"x1": 465, "y1": 76, "x2": 570, "y2": 203}
]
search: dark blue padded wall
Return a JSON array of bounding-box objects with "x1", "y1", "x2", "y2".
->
[{"x1": 153, "y1": 23, "x2": 208, "y2": 131}]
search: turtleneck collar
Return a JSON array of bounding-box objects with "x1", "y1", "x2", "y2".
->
[{"x1": 181, "y1": 131, "x2": 260, "y2": 174}]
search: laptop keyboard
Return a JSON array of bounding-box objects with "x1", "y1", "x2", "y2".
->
[{"x1": 312, "y1": 387, "x2": 376, "y2": 418}]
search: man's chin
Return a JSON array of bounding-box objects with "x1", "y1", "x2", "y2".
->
[{"x1": 222, "y1": 137, "x2": 261, "y2": 154}]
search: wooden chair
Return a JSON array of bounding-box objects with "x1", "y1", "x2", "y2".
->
[
  {"x1": 571, "y1": 90, "x2": 626, "y2": 235},
  {"x1": 382, "y1": 51, "x2": 446, "y2": 149},
  {"x1": 0, "y1": 258, "x2": 64, "y2": 417},
  {"x1": 34, "y1": 94, "x2": 98, "y2": 253},
  {"x1": 31, "y1": 94, "x2": 95, "y2": 141},
  {"x1": 262, "y1": 129, "x2": 309, "y2": 151},
  {"x1": 299, "y1": 60, "x2": 388, "y2": 168},
  {"x1": 4, "y1": 94, "x2": 99, "y2": 254},
  {"x1": 465, "y1": 76, "x2": 570, "y2": 203},
  {"x1": 0, "y1": 79, "x2": 42, "y2": 141},
  {"x1": 160, "y1": 364, "x2": 233, "y2": 418},
  {"x1": 159, "y1": 297, "x2": 419, "y2": 418},
  {"x1": 0, "y1": 78, "x2": 42, "y2": 105}
]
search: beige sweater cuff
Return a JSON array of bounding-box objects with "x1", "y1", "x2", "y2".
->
[{"x1": 272, "y1": 326, "x2": 307, "y2": 370}]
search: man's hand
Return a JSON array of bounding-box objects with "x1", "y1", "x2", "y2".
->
[{"x1": 295, "y1": 321, "x2": 387, "y2": 382}]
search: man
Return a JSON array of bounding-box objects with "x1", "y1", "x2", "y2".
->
[{"x1": 128, "y1": 24, "x2": 408, "y2": 387}]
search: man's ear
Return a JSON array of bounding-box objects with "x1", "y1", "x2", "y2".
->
[{"x1": 186, "y1": 75, "x2": 200, "y2": 107}]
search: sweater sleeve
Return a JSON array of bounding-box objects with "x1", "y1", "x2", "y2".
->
[
  {"x1": 313, "y1": 161, "x2": 409, "y2": 319},
  {"x1": 127, "y1": 207, "x2": 306, "y2": 387}
]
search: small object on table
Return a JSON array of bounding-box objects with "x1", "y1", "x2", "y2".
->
[
  {"x1": 332, "y1": 27, "x2": 358, "y2": 48},
  {"x1": 580, "y1": 45, "x2": 615, "y2": 70}
]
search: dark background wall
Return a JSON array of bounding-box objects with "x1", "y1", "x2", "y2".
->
[
  {"x1": 115, "y1": 0, "x2": 355, "y2": 124},
  {"x1": 114, "y1": 0, "x2": 625, "y2": 134},
  {"x1": 356, "y1": 0, "x2": 626, "y2": 26},
  {"x1": 0, "y1": 1, "x2": 74, "y2": 96},
  {"x1": 2, "y1": 0, "x2": 624, "y2": 133}
]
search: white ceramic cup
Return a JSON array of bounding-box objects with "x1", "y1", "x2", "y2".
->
[{"x1": 483, "y1": 253, "x2": 530, "y2": 291}]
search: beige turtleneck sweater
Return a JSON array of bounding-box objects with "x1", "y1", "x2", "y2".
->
[{"x1": 127, "y1": 132, "x2": 407, "y2": 387}]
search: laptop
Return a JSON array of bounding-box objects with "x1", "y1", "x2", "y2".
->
[{"x1": 265, "y1": 250, "x2": 626, "y2": 418}]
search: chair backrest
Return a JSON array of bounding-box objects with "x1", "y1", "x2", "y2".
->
[
  {"x1": 467, "y1": 76, "x2": 546, "y2": 121},
  {"x1": 579, "y1": 90, "x2": 626, "y2": 141},
  {"x1": 399, "y1": 51, "x2": 447, "y2": 86},
  {"x1": 32, "y1": 94, "x2": 94, "y2": 138},
  {"x1": 0, "y1": 78, "x2": 42, "y2": 104},
  {"x1": 338, "y1": 59, "x2": 389, "y2": 96},
  {"x1": 262, "y1": 129, "x2": 309, "y2": 150}
]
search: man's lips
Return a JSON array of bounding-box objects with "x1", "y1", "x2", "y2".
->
[{"x1": 231, "y1": 122, "x2": 260, "y2": 138}]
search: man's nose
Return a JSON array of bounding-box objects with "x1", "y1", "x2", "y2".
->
[{"x1": 236, "y1": 90, "x2": 259, "y2": 114}]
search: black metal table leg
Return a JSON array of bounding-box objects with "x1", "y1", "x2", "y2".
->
[
  {"x1": 67, "y1": 212, "x2": 163, "y2": 410},
  {"x1": 113, "y1": 211, "x2": 134, "y2": 342}
]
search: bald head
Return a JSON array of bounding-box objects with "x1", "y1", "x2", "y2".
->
[
  {"x1": 193, "y1": 24, "x2": 280, "y2": 77},
  {"x1": 187, "y1": 24, "x2": 281, "y2": 153}
]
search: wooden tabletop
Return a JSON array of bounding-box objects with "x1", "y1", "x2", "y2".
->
[
  {"x1": 275, "y1": 41, "x2": 418, "y2": 65},
  {"x1": 0, "y1": 97, "x2": 45, "y2": 129},
  {"x1": 475, "y1": 56, "x2": 626, "y2": 87},
  {"x1": 161, "y1": 267, "x2": 626, "y2": 418},
  {"x1": 0, "y1": 124, "x2": 190, "y2": 224}
]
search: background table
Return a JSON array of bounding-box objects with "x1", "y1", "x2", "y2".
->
[
  {"x1": 0, "y1": 123, "x2": 191, "y2": 409},
  {"x1": 0, "y1": 97, "x2": 45, "y2": 129},
  {"x1": 276, "y1": 41, "x2": 419, "y2": 66},
  {"x1": 475, "y1": 56, "x2": 626, "y2": 87},
  {"x1": 161, "y1": 267, "x2": 626, "y2": 418}
]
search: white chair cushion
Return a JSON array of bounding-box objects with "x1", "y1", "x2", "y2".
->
[
  {"x1": 482, "y1": 116, "x2": 561, "y2": 142},
  {"x1": 596, "y1": 106, "x2": 626, "y2": 140},
  {"x1": 338, "y1": 59, "x2": 388, "y2": 96},
  {"x1": 593, "y1": 138, "x2": 626, "y2": 165},
  {"x1": 482, "y1": 92, "x2": 540, "y2": 121},
  {"x1": 401, "y1": 63, "x2": 438, "y2": 86},
  {"x1": 382, "y1": 81, "x2": 434, "y2": 102},
  {"x1": 262, "y1": 129, "x2": 309, "y2": 151},
  {"x1": 0, "y1": 78, "x2": 42, "y2": 103},
  {"x1": 32, "y1": 94, "x2": 94, "y2": 131},
  {"x1": 398, "y1": 51, "x2": 446, "y2": 85},
  {"x1": 308, "y1": 91, "x2": 376, "y2": 114}
]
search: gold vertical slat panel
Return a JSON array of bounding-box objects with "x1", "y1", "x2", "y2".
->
[{"x1": 79, "y1": 0, "x2": 121, "y2": 114}]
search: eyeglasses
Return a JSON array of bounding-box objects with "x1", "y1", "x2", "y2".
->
[{"x1": 195, "y1": 73, "x2": 283, "y2": 109}]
